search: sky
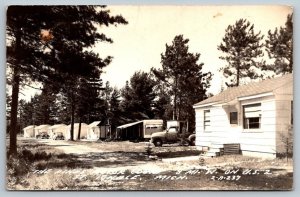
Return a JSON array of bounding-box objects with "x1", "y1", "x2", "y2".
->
[
  {"x1": 93, "y1": 5, "x2": 292, "y2": 95},
  {"x1": 18, "y1": 5, "x2": 293, "y2": 100}
]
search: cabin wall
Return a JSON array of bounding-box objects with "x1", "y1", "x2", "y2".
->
[
  {"x1": 275, "y1": 98, "x2": 293, "y2": 156},
  {"x1": 87, "y1": 127, "x2": 100, "y2": 140},
  {"x1": 50, "y1": 126, "x2": 67, "y2": 139},
  {"x1": 239, "y1": 96, "x2": 277, "y2": 158},
  {"x1": 65, "y1": 124, "x2": 89, "y2": 140},
  {"x1": 34, "y1": 126, "x2": 51, "y2": 137},
  {"x1": 195, "y1": 96, "x2": 278, "y2": 158},
  {"x1": 195, "y1": 106, "x2": 230, "y2": 147},
  {"x1": 87, "y1": 126, "x2": 111, "y2": 140},
  {"x1": 24, "y1": 128, "x2": 35, "y2": 137}
]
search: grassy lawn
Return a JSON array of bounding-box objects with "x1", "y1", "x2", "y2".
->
[{"x1": 6, "y1": 138, "x2": 293, "y2": 190}]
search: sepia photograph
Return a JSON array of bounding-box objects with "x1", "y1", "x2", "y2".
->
[{"x1": 6, "y1": 5, "x2": 293, "y2": 190}]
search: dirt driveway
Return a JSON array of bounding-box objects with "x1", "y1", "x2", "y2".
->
[
  {"x1": 39, "y1": 139, "x2": 201, "y2": 173},
  {"x1": 42, "y1": 139, "x2": 106, "y2": 154},
  {"x1": 12, "y1": 138, "x2": 292, "y2": 190}
]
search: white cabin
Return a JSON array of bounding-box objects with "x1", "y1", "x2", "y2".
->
[
  {"x1": 87, "y1": 121, "x2": 111, "y2": 140},
  {"x1": 65, "y1": 123, "x2": 89, "y2": 140},
  {"x1": 34, "y1": 124, "x2": 51, "y2": 137},
  {"x1": 48, "y1": 124, "x2": 67, "y2": 139},
  {"x1": 193, "y1": 74, "x2": 293, "y2": 158},
  {"x1": 23, "y1": 125, "x2": 36, "y2": 138}
]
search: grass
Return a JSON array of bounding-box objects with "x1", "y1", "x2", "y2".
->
[{"x1": 6, "y1": 138, "x2": 293, "y2": 190}]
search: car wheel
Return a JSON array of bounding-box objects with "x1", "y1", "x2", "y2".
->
[
  {"x1": 190, "y1": 137, "x2": 195, "y2": 146},
  {"x1": 153, "y1": 139, "x2": 163, "y2": 147}
]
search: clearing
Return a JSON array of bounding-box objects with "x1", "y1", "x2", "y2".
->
[{"x1": 6, "y1": 137, "x2": 293, "y2": 190}]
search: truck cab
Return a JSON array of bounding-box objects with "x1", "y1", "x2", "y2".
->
[{"x1": 150, "y1": 120, "x2": 195, "y2": 147}]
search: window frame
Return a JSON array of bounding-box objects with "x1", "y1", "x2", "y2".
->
[
  {"x1": 243, "y1": 103, "x2": 262, "y2": 131},
  {"x1": 203, "y1": 110, "x2": 211, "y2": 132},
  {"x1": 229, "y1": 112, "x2": 238, "y2": 125}
]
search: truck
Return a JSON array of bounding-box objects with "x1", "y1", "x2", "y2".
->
[{"x1": 150, "y1": 120, "x2": 195, "y2": 147}]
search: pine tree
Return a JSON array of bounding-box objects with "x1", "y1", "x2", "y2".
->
[
  {"x1": 153, "y1": 35, "x2": 211, "y2": 129},
  {"x1": 152, "y1": 83, "x2": 172, "y2": 128},
  {"x1": 109, "y1": 87, "x2": 122, "y2": 133},
  {"x1": 264, "y1": 14, "x2": 293, "y2": 74},
  {"x1": 6, "y1": 6, "x2": 127, "y2": 154},
  {"x1": 121, "y1": 71, "x2": 157, "y2": 121},
  {"x1": 218, "y1": 19, "x2": 264, "y2": 87}
]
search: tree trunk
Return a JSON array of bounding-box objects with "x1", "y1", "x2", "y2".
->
[
  {"x1": 178, "y1": 95, "x2": 182, "y2": 120},
  {"x1": 237, "y1": 66, "x2": 240, "y2": 86},
  {"x1": 173, "y1": 78, "x2": 178, "y2": 120},
  {"x1": 236, "y1": 52, "x2": 240, "y2": 86},
  {"x1": 9, "y1": 67, "x2": 20, "y2": 156},
  {"x1": 77, "y1": 117, "x2": 82, "y2": 140},
  {"x1": 70, "y1": 101, "x2": 75, "y2": 141},
  {"x1": 9, "y1": 31, "x2": 21, "y2": 156}
]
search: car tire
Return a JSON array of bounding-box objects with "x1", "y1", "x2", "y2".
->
[
  {"x1": 153, "y1": 139, "x2": 163, "y2": 147},
  {"x1": 190, "y1": 137, "x2": 195, "y2": 146}
]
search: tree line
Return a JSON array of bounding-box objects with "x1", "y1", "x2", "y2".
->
[
  {"x1": 6, "y1": 6, "x2": 127, "y2": 154},
  {"x1": 218, "y1": 15, "x2": 293, "y2": 87},
  {"x1": 6, "y1": 5, "x2": 292, "y2": 156}
]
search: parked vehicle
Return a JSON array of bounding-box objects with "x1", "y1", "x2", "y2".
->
[
  {"x1": 188, "y1": 133, "x2": 196, "y2": 146},
  {"x1": 53, "y1": 132, "x2": 65, "y2": 140},
  {"x1": 150, "y1": 120, "x2": 195, "y2": 147},
  {"x1": 116, "y1": 119, "x2": 163, "y2": 141},
  {"x1": 36, "y1": 132, "x2": 50, "y2": 139}
]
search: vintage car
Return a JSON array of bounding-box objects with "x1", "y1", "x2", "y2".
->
[{"x1": 36, "y1": 132, "x2": 50, "y2": 139}]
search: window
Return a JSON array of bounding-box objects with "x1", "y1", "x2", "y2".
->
[
  {"x1": 243, "y1": 104, "x2": 261, "y2": 129},
  {"x1": 204, "y1": 110, "x2": 210, "y2": 130},
  {"x1": 230, "y1": 112, "x2": 238, "y2": 124}
]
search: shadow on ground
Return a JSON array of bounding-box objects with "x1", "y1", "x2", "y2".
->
[{"x1": 35, "y1": 151, "x2": 151, "y2": 170}]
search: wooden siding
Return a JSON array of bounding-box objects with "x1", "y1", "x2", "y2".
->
[
  {"x1": 274, "y1": 80, "x2": 293, "y2": 154},
  {"x1": 240, "y1": 98, "x2": 276, "y2": 155},
  {"x1": 275, "y1": 100, "x2": 293, "y2": 154},
  {"x1": 194, "y1": 76, "x2": 292, "y2": 158},
  {"x1": 195, "y1": 96, "x2": 278, "y2": 157},
  {"x1": 195, "y1": 106, "x2": 235, "y2": 147}
]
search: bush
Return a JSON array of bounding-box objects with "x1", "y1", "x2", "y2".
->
[
  {"x1": 14, "y1": 148, "x2": 53, "y2": 162},
  {"x1": 7, "y1": 148, "x2": 53, "y2": 183},
  {"x1": 33, "y1": 151, "x2": 52, "y2": 161},
  {"x1": 21, "y1": 149, "x2": 34, "y2": 161},
  {"x1": 7, "y1": 156, "x2": 30, "y2": 177}
]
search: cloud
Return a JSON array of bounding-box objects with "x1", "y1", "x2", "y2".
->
[{"x1": 213, "y1": 12, "x2": 223, "y2": 18}]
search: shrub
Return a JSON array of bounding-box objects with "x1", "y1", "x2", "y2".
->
[
  {"x1": 145, "y1": 143, "x2": 152, "y2": 156},
  {"x1": 33, "y1": 151, "x2": 52, "y2": 161}
]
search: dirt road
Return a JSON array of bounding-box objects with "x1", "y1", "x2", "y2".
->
[
  {"x1": 38, "y1": 139, "x2": 202, "y2": 173},
  {"x1": 42, "y1": 139, "x2": 106, "y2": 154},
  {"x1": 8, "y1": 138, "x2": 293, "y2": 190}
]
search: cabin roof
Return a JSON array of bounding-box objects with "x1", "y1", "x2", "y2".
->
[
  {"x1": 34, "y1": 124, "x2": 51, "y2": 129},
  {"x1": 89, "y1": 121, "x2": 101, "y2": 127},
  {"x1": 23, "y1": 125, "x2": 36, "y2": 130},
  {"x1": 48, "y1": 124, "x2": 66, "y2": 129},
  {"x1": 194, "y1": 74, "x2": 293, "y2": 107},
  {"x1": 67, "y1": 123, "x2": 88, "y2": 127}
]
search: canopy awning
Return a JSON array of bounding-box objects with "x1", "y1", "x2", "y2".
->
[{"x1": 117, "y1": 121, "x2": 143, "y2": 129}]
